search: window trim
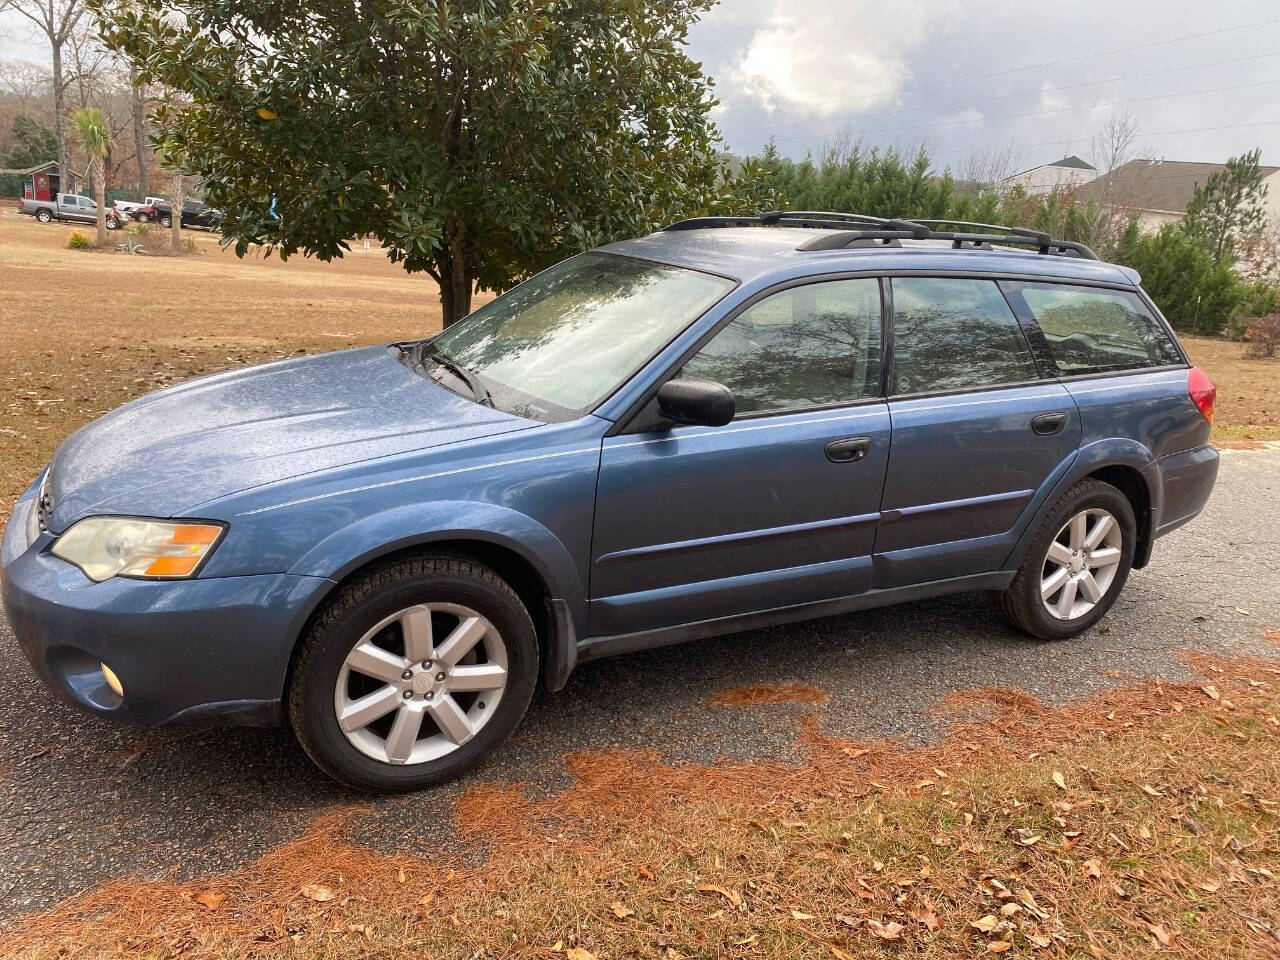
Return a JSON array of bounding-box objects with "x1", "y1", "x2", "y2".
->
[
  {"x1": 609, "y1": 267, "x2": 1190, "y2": 432},
  {"x1": 613, "y1": 272, "x2": 889, "y2": 434},
  {"x1": 887, "y1": 274, "x2": 1044, "y2": 400},
  {"x1": 998, "y1": 278, "x2": 1187, "y2": 379}
]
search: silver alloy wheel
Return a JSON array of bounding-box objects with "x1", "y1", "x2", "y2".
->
[
  {"x1": 1040, "y1": 508, "x2": 1123, "y2": 621},
  {"x1": 333, "y1": 602, "x2": 508, "y2": 765}
]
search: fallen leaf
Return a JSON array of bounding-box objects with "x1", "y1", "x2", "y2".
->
[
  {"x1": 1144, "y1": 921, "x2": 1177, "y2": 948},
  {"x1": 193, "y1": 891, "x2": 225, "y2": 910},
  {"x1": 1028, "y1": 934, "x2": 1053, "y2": 948},
  {"x1": 988, "y1": 942, "x2": 1012, "y2": 954},
  {"x1": 696, "y1": 884, "x2": 742, "y2": 907},
  {"x1": 970, "y1": 914, "x2": 1000, "y2": 933},
  {"x1": 565, "y1": 949, "x2": 598, "y2": 960},
  {"x1": 999, "y1": 903, "x2": 1021, "y2": 918},
  {"x1": 1141, "y1": 785, "x2": 1165, "y2": 797},
  {"x1": 1197, "y1": 880, "x2": 1221, "y2": 893},
  {"x1": 910, "y1": 907, "x2": 943, "y2": 931},
  {"x1": 791, "y1": 910, "x2": 816, "y2": 920},
  {"x1": 1016, "y1": 833, "x2": 1043, "y2": 846},
  {"x1": 829, "y1": 947, "x2": 856, "y2": 960},
  {"x1": 1084, "y1": 858, "x2": 1103, "y2": 878},
  {"x1": 866, "y1": 919, "x2": 904, "y2": 940},
  {"x1": 1052, "y1": 771, "x2": 1067, "y2": 790},
  {"x1": 637, "y1": 865, "x2": 655, "y2": 880},
  {"x1": 397, "y1": 867, "x2": 406, "y2": 884},
  {"x1": 610, "y1": 901, "x2": 634, "y2": 919},
  {"x1": 1202, "y1": 685, "x2": 1221, "y2": 701},
  {"x1": 300, "y1": 884, "x2": 335, "y2": 903}
]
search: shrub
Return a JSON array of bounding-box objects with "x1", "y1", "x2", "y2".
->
[
  {"x1": 66, "y1": 230, "x2": 91, "y2": 250},
  {"x1": 1114, "y1": 224, "x2": 1244, "y2": 335},
  {"x1": 1243, "y1": 314, "x2": 1280, "y2": 358}
]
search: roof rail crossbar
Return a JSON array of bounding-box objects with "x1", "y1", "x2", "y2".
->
[{"x1": 661, "y1": 211, "x2": 1098, "y2": 259}]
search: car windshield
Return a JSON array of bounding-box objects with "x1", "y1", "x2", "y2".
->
[{"x1": 425, "y1": 252, "x2": 734, "y2": 420}]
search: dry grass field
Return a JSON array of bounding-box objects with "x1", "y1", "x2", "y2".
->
[{"x1": 0, "y1": 200, "x2": 1276, "y2": 514}]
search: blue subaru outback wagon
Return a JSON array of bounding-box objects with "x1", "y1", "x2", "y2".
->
[{"x1": 1, "y1": 213, "x2": 1219, "y2": 791}]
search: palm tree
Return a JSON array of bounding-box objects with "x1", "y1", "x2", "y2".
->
[{"x1": 70, "y1": 107, "x2": 113, "y2": 245}]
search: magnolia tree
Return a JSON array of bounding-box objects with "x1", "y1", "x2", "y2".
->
[{"x1": 90, "y1": 0, "x2": 767, "y2": 324}]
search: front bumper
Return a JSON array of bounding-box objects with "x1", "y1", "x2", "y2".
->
[{"x1": 1, "y1": 493, "x2": 331, "y2": 727}]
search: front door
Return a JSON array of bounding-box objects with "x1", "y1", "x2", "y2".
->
[
  {"x1": 874, "y1": 276, "x2": 1080, "y2": 587},
  {"x1": 590, "y1": 277, "x2": 891, "y2": 637}
]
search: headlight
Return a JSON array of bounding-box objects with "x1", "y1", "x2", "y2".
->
[{"x1": 51, "y1": 518, "x2": 226, "y2": 582}]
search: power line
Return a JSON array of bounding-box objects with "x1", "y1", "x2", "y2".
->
[
  {"x1": 749, "y1": 15, "x2": 1280, "y2": 116},
  {"x1": 748, "y1": 80, "x2": 1280, "y2": 146},
  {"x1": 720, "y1": 50, "x2": 1280, "y2": 138},
  {"x1": 917, "y1": 120, "x2": 1280, "y2": 161}
]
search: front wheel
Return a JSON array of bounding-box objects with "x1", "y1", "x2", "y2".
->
[
  {"x1": 288, "y1": 553, "x2": 539, "y2": 791},
  {"x1": 160, "y1": 215, "x2": 172, "y2": 228},
  {"x1": 36, "y1": 209, "x2": 52, "y2": 223},
  {"x1": 993, "y1": 479, "x2": 1136, "y2": 640},
  {"x1": 136, "y1": 213, "x2": 151, "y2": 222}
]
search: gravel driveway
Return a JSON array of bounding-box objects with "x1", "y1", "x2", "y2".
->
[{"x1": 1, "y1": 448, "x2": 1276, "y2": 919}]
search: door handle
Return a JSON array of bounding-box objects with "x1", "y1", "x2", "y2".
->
[
  {"x1": 1031, "y1": 412, "x2": 1068, "y2": 436},
  {"x1": 825, "y1": 436, "x2": 872, "y2": 463}
]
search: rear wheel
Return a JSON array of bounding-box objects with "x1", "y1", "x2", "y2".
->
[
  {"x1": 137, "y1": 213, "x2": 151, "y2": 222},
  {"x1": 288, "y1": 553, "x2": 539, "y2": 791},
  {"x1": 36, "y1": 209, "x2": 51, "y2": 223},
  {"x1": 160, "y1": 215, "x2": 172, "y2": 228},
  {"x1": 993, "y1": 479, "x2": 1136, "y2": 640}
]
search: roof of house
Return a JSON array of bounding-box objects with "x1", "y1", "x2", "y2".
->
[
  {"x1": 1078, "y1": 158, "x2": 1280, "y2": 214},
  {"x1": 0, "y1": 160, "x2": 59, "y2": 176}
]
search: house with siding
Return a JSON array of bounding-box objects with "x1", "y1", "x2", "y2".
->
[{"x1": 1000, "y1": 156, "x2": 1098, "y2": 195}]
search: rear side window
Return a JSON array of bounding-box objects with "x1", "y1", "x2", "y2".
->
[
  {"x1": 890, "y1": 277, "x2": 1038, "y2": 395},
  {"x1": 683, "y1": 278, "x2": 883, "y2": 415},
  {"x1": 1002, "y1": 282, "x2": 1183, "y2": 375}
]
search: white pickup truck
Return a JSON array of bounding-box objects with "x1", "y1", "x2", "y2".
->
[
  {"x1": 112, "y1": 196, "x2": 167, "y2": 220},
  {"x1": 18, "y1": 193, "x2": 120, "y2": 228}
]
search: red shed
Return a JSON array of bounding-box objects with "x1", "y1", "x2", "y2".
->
[{"x1": 4, "y1": 161, "x2": 61, "y2": 201}]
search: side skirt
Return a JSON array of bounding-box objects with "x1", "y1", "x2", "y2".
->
[{"x1": 576, "y1": 570, "x2": 1014, "y2": 665}]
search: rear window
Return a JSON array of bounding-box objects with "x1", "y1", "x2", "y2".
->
[
  {"x1": 890, "y1": 277, "x2": 1038, "y2": 395},
  {"x1": 1002, "y1": 282, "x2": 1182, "y2": 375}
]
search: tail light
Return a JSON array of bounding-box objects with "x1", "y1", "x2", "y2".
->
[{"x1": 1188, "y1": 366, "x2": 1216, "y2": 424}]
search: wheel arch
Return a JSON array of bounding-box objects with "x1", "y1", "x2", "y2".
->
[
  {"x1": 280, "y1": 501, "x2": 587, "y2": 701},
  {"x1": 1007, "y1": 439, "x2": 1158, "y2": 572}
]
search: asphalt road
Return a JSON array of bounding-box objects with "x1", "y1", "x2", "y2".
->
[{"x1": 1, "y1": 448, "x2": 1277, "y2": 920}]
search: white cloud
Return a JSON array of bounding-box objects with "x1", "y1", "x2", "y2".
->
[{"x1": 705, "y1": 1, "x2": 962, "y2": 118}]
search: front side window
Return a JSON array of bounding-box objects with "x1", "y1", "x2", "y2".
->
[
  {"x1": 890, "y1": 277, "x2": 1038, "y2": 395},
  {"x1": 681, "y1": 278, "x2": 883, "y2": 416},
  {"x1": 1002, "y1": 281, "x2": 1183, "y2": 375},
  {"x1": 427, "y1": 253, "x2": 733, "y2": 420}
]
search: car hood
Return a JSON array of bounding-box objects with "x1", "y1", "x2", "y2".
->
[{"x1": 47, "y1": 346, "x2": 535, "y2": 529}]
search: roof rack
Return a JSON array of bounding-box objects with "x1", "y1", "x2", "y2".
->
[{"x1": 661, "y1": 210, "x2": 1098, "y2": 260}]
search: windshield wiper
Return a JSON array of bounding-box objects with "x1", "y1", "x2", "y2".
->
[{"x1": 423, "y1": 351, "x2": 493, "y2": 407}]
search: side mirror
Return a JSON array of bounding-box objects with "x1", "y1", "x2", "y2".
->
[{"x1": 656, "y1": 378, "x2": 735, "y2": 427}]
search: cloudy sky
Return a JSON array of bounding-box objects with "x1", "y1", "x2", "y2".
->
[
  {"x1": 4, "y1": 0, "x2": 1280, "y2": 174},
  {"x1": 689, "y1": 0, "x2": 1280, "y2": 172}
]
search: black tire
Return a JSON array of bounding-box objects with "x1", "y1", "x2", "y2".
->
[
  {"x1": 993, "y1": 479, "x2": 1136, "y2": 640},
  {"x1": 160, "y1": 215, "x2": 172, "y2": 228},
  {"x1": 288, "y1": 553, "x2": 539, "y2": 792},
  {"x1": 137, "y1": 213, "x2": 151, "y2": 222},
  {"x1": 36, "y1": 209, "x2": 52, "y2": 223}
]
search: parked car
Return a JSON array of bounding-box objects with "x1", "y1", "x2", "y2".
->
[
  {"x1": 1, "y1": 213, "x2": 1219, "y2": 792},
  {"x1": 150, "y1": 197, "x2": 222, "y2": 231},
  {"x1": 18, "y1": 193, "x2": 120, "y2": 228}
]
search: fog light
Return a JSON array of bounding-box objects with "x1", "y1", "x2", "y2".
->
[{"x1": 100, "y1": 662, "x2": 124, "y2": 697}]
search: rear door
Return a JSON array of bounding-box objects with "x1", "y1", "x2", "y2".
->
[
  {"x1": 874, "y1": 276, "x2": 1080, "y2": 587},
  {"x1": 590, "y1": 277, "x2": 891, "y2": 637}
]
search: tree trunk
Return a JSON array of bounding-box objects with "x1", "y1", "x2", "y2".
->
[
  {"x1": 93, "y1": 160, "x2": 107, "y2": 246},
  {"x1": 170, "y1": 174, "x2": 185, "y2": 253},
  {"x1": 130, "y1": 67, "x2": 148, "y2": 198},
  {"x1": 52, "y1": 43, "x2": 68, "y2": 186},
  {"x1": 438, "y1": 219, "x2": 472, "y2": 327}
]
